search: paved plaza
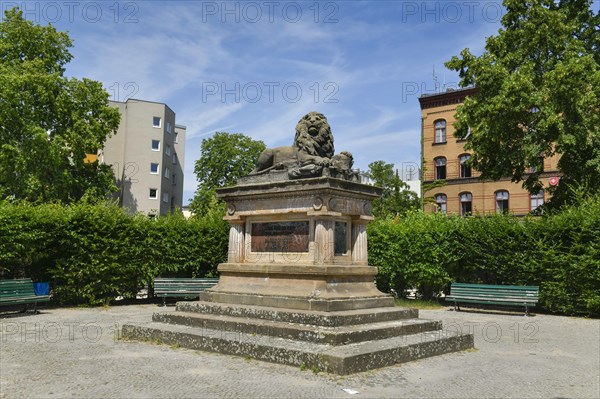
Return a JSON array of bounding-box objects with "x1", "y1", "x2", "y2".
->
[{"x1": 1, "y1": 303, "x2": 598, "y2": 398}]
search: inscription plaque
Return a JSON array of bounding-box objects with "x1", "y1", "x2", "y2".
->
[{"x1": 251, "y1": 221, "x2": 309, "y2": 252}]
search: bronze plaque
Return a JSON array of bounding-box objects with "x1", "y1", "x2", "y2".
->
[{"x1": 251, "y1": 221, "x2": 309, "y2": 253}]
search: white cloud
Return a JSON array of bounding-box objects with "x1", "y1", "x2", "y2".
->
[
  {"x1": 55, "y1": 1, "x2": 507, "y2": 204},
  {"x1": 180, "y1": 102, "x2": 246, "y2": 139}
]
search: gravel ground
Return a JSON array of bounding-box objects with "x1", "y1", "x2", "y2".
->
[{"x1": 1, "y1": 304, "x2": 598, "y2": 399}]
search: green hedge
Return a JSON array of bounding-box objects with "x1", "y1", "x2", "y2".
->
[
  {"x1": 0, "y1": 202, "x2": 228, "y2": 305},
  {"x1": 369, "y1": 196, "x2": 600, "y2": 316},
  {"x1": 1, "y1": 197, "x2": 598, "y2": 315}
]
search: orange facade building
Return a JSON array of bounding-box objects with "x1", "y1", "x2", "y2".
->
[{"x1": 419, "y1": 88, "x2": 561, "y2": 216}]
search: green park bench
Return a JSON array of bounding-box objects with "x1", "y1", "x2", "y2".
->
[
  {"x1": 0, "y1": 278, "x2": 50, "y2": 313},
  {"x1": 446, "y1": 282, "x2": 539, "y2": 316},
  {"x1": 154, "y1": 277, "x2": 219, "y2": 306}
]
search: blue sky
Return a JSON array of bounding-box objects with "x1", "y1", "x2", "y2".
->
[{"x1": 7, "y1": 1, "x2": 598, "y2": 205}]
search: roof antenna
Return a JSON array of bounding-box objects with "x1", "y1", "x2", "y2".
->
[{"x1": 433, "y1": 65, "x2": 440, "y2": 93}]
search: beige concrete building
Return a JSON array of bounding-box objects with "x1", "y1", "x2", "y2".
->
[
  {"x1": 419, "y1": 88, "x2": 561, "y2": 216},
  {"x1": 101, "y1": 99, "x2": 186, "y2": 216}
]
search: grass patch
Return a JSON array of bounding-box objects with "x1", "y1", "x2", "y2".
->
[{"x1": 395, "y1": 298, "x2": 443, "y2": 309}]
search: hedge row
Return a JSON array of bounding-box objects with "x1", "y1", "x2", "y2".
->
[
  {"x1": 369, "y1": 196, "x2": 600, "y2": 316},
  {"x1": 0, "y1": 202, "x2": 228, "y2": 305},
  {"x1": 1, "y1": 197, "x2": 598, "y2": 315}
]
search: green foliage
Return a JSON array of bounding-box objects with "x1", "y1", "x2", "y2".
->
[
  {"x1": 533, "y1": 195, "x2": 600, "y2": 315},
  {"x1": 1, "y1": 197, "x2": 598, "y2": 315},
  {"x1": 369, "y1": 196, "x2": 600, "y2": 316},
  {"x1": 0, "y1": 201, "x2": 228, "y2": 306},
  {"x1": 0, "y1": 202, "x2": 65, "y2": 281},
  {"x1": 394, "y1": 298, "x2": 443, "y2": 310},
  {"x1": 369, "y1": 212, "x2": 453, "y2": 300},
  {"x1": 50, "y1": 203, "x2": 148, "y2": 305},
  {"x1": 191, "y1": 132, "x2": 265, "y2": 215},
  {"x1": 0, "y1": 8, "x2": 120, "y2": 203},
  {"x1": 366, "y1": 161, "x2": 419, "y2": 219},
  {"x1": 147, "y1": 206, "x2": 228, "y2": 279},
  {"x1": 445, "y1": 0, "x2": 600, "y2": 207}
]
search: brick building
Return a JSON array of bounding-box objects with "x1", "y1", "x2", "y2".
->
[{"x1": 419, "y1": 88, "x2": 561, "y2": 216}]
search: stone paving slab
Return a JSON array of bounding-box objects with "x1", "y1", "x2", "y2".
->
[{"x1": 1, "y1": 304, "x2": 599, "y2": 398}]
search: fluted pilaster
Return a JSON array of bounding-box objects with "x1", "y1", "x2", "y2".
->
[
  {"x1": 227, "y1": 221, "x2": 245, "y2": 263},
  {"x1": 352, "y1": 221, "x2": 369, "y2": 265}
]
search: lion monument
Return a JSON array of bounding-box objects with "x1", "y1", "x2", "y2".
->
[{"x1": 250, "y1": 111, "x2": 357, "y2": 180}]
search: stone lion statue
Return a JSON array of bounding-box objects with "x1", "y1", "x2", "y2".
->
[
  {"x1": 249, "y1": 111, "x2": 358, "y2": 181},
  {"x1": 250, "y1": 111, "x2": 334, "y2": 177}
]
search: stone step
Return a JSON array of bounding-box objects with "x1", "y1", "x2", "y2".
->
[
  {"x1": 176, "y1": 301, "x2": 419, "y2": 327},
  {"x1": 153, "y1": 311, "x2": 442, "y2": 345},
  {"x1": 199, "y1": 291, "x2": 396, "y2": 311},
  {"x1": 121, "y1": 321, "x2": 474, "y2": 375}
]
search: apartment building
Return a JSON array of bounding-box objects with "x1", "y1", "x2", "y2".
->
[
  {"x1": 101, "y1": 99, "x2": 186, "y2": 216},
  {"x1": 419, "y1": 88, "x2": 561, "y2": 216}
]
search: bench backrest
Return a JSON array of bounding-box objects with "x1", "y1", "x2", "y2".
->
[
  {"x1": 0, "y1": 279, "x2": 36, "y2": 299},
  {"x1": 154, "y1": 278, "x2": 219, "y2": 294},
  {"x1": 450, "y1": 283, "x2": 539, "y2": 301}
]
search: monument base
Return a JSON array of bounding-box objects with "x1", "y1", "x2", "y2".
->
[
  {"x1": 120, "y1": 175, "x2": 475, "y2": 374},
  {"x1": 204, "y1": 262, "x2": 394, "y2": 311},
  {"x1": 121, "y1": 301, "x2": 474, "y2": 375}
]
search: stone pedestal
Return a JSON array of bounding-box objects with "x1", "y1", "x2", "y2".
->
[
  {"x1": 122, "y1": 175, "x2": 474, "y2": 374},
  {"x1": 202, "y1": 176, "x2": 393, "y2": 311}
]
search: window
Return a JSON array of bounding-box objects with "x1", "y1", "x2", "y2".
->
[
  {"x1": 152, "y1": 116, "x2": 161, "y2": 127},
  {"x1": 151, "y1": 140, "x2": 160, "y2": 151},
  {"x1": 459, "y1": 154, "x2": 472, "y2": 178},
  {"x1": 166, "y1": 121, "x2": 172, "y2": 133},
  {"x1": 435, "y1": 194, "x2": 447, "y2": 214},
  {"x1": 164, "y1": 167, "x2": 170, "y2": 179},
  {"x1": 173, "y1": 153, "x2": 178, "y2": 165},
  {"x1": 162, "y1": 192, "x2": 169, "y2": 203},
  {"x1": 165, "y1": 145, "x2": 171, "y2": 156},
  {"x1": 149, "y1": 188, "x2": 158, "y2": 199},
  {"x1": 435, "y1": 157, "x2": 446, "y2": 180},
  {"x1": 174, "y1": 132, "x2": 179, "y2": 143},
  {"x1": 434, "y1": 120, "x2": 446, "y2": 143},
  {"x1": 530, "y1": 190, "x2": 544, "y2": 211},
  {"x1": 172, "y1": 174, "x2": 176, "y2": 185},
  {"x1": 496, "y1": 190, "x2": 509, "y2": 214},
  {"x1": 460, "y1": 192, "x2": 472, "y2": 216},
  {"x1": 150, "y1": 163, "x2": 159, "y2": 174}
]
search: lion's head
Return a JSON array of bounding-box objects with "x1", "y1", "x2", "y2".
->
[{"x1": 294, "y1": 111, "x2": 334, "y2": 159}]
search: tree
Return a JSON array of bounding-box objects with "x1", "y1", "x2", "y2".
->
[
  {"x1": 190, "y1": 132, "x2": 266, "y2": 215},
  {"x1": 445, "y1": 0, "x2": 600, "y2": 207},
  {"x1": 0, "y1": 8, "x2": 120, "y2": 203},
  {"x1": 367, "y1": 161, "x2": 420, "y2": 218}
]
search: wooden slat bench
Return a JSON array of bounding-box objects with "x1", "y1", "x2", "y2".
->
[
  {"x1": 154, "y1": 278, "x2": 219, "y2": 306},
  {"x1": 0, "y1": 279, "x2": 50, "y2": 313},
  {"x1": 446, "y1": 283, "x2": 539, "y2": 316}
]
